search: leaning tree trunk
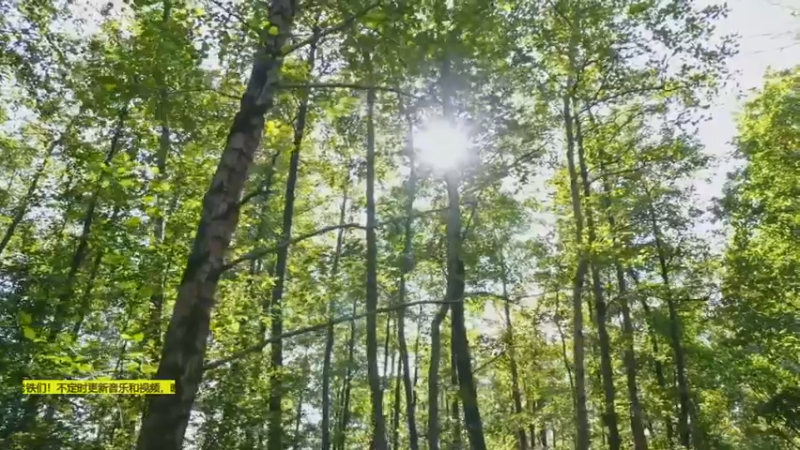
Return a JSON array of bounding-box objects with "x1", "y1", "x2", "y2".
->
[
  {"x1": 573, "y1": 101, "x2": 620, "y2": 450},
  {"x1": 334, "y1": 293, "x2": 359, "y2": 450},
  {"x1": 135, "y1": 2, "x2": 299, "y2": 448},
  {"x1": 266, "y1": 38, "x2": 316, "y2": 450},
  {"x1": 365, "y1": 82, "x2": 388, "y2": 450}
]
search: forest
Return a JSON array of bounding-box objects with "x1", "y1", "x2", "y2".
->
[{"x1": 0, "y1": 0, "x2": 798, "y2": 449}]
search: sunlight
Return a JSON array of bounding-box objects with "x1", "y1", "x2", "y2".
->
[{"x1": 414, "y1": 119, "x2": 472, "y2": 173}]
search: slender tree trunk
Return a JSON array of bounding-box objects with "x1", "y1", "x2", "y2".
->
[
  {"x1": 596, "y1": 154, "x2": 647, "y2": 450},
  {"x1": 334, "y1": 293, "x2": 358, "y2": 450},
  {"x1": 427, "y1": 303, "x2": 450, "y2": 450},
  {"x1": 291, "y1": 383, "x2": 305, "y2": 450},
  {"x1": 135, "y1": 2, "x2": 299, "y2": 447},
  {"x1": 52, "y1": 108, "x2": 127, "y2": 335},
  {"x1": 0, "y1": 127, "x2": 67, "y2": 257},
  {"x1": 572, "y1": 102, "x2": 620, "y2": 450},
  {"x1": 644, "y1": 195, "x2": 692, "y2": 448},
  {"x1": 266, "y1": 38, "x2": 317, "y2": 450},
  {"x1": 396, "y1": 115, "x2": 420, "y2": 449},
  {"x1": 449, "y1": 346, "x2": 461, "y2": 450},
  {"x1": 441, "y1": 56, "x2": 487, "y2": 450},
  {"x1": 553, "y1": 291, "x2": 576, "y2": 400},
  {"x1": 499, "y1": 252, "x2": 528, "y2": 450},
  {"x1": 630, "y1": 270, "x2": 675, "y2": 449},
  {"x1": 321, "y1": 187, "x2": 349, "y2": 450},
  {"x1": 147, "y1": 0, "x2": 174, "y2": 364},
  {"x1": 383, "y1": 317, "x2": 394, "y2": 385},
  {"x1": 392, "y1": 353, "x2": 402, "y2": 450},
  {"x1": 562, "y1": 93, "x2": 591, "y2": 450},
  {"x1": 412, "y1": 306, "x2": 422, "y2": 408},
  {"x1": 365, "y1": 83, "x2": 388, "y2": 450}
]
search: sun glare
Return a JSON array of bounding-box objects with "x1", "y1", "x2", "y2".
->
[{"x1": 414, "y1": 119, "x2": 472, "y2": 172}]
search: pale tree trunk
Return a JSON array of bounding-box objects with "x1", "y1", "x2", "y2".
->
[
  {"x1": 267, "y1": 39, "x2": 317, "y2": 450},
  {"x1": 135, "y1": 1, "x2": 299, "y2": 447},
  {"x1": 321, "y1": 186, "x2": 349, "y2": 450},
  {"x1": 572, "y1": 102, "x2": 620, "y2": 450},
  {"x1": 365, "y1": 82, "x2": 389, "y2": 450}
]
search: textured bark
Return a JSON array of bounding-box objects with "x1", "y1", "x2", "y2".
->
[
  {"x1": 135, "y1": 2, "x2": 298, "y2": 447},
  {"x1": 267, "y1": 37, "x2": 316, "y2": 450},
  {"x1": 365, "y1": 85, "x2": 389, "y2": 450},
  {"x1": 573, "y1": 104, "x2": 620, "y2": 450},
  {"x1": 562, "y1": 94, "x2": 591, "y2": 450},
  {"x1": 321, "y1": 189, "x2": 349, "y2": 450}
]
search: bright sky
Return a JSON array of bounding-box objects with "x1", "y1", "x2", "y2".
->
[{"x1": 694, "y1": 0, "x2": 798, "y2": 210}]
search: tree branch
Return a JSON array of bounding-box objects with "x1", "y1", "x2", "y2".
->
[
  {"x1": 278, "y1": 82, "x2": 423, "y2": 100},
  {"x1": 204, "y1": 299, "x2": 460, "y2": 371},
  {"x1": 281, "y1": 2, "x2": 382, "y2": 55},
  {"x1": 221, "y1": 206, "x2": 450, "y2": 271}
]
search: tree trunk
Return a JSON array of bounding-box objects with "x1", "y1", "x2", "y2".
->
[
  {"x1": 147, "y1": 0, "x2": 174, "y2": 364},
  {"x1": 442, "y1": 57, "x2": 487, "y2": 450},
  {"x1": 392, "y1": 352, "x2": 402, "y2": 449},
  {"x1": 396, "y1": 115, "x2": 420, "y2": 450},
  {"x1": 499, "y1": 252, "x2": 528, "y2": 450},
  {"x1": 321, "y1": 187, "x2": 349, "y2": 450},
  {"x1": 572, "y1": 101, "x2": 620, "y2": 450},
  {"x1": 630, "y1": 270, "x2": 675, "y2": 449},
  {"x1": 334, "y1": 293, "x2": 358, "y2": 450},
  {"x1": 427, "y1": 303, "x2": 450, "y2": 450},
  {"x1": 644, "y1": 195, "x2": 692, "y2": 448},
  {"x1": 135, "y1": 2, "x2": 298, "y2": 447},
  {"x1": 562, "y1": 93, "x2": 591, "y2": 450},
  {"x1": 0, "y1": 127, "x2": 67, "y2": 257},
  {"x1": 266, "y1": 39, "x2": 316, "y2": 450},
  {"x1": 365, "y1": 83, "x2": 389, "y2": 450},
  {"x1": 597, "y1": 154, "x2": 648, "y2": 450}
]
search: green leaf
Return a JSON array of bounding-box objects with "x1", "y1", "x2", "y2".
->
[
  {"x1": 19, "y1": 312, "x2": 32, "y2": 325},
  {"x1": 23, "y1": 326, "x2": 37, "y2": 340},
  {"x1": 132, "y1": 332, "x2": 145, "y2": 342},
  {"x1": 268, "y1": 25, "x2": 279, "y2": 36}
]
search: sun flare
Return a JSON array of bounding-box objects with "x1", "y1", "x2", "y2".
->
[{"x1": 414, "y1": 119, "x2": 472, "y2": 172}]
